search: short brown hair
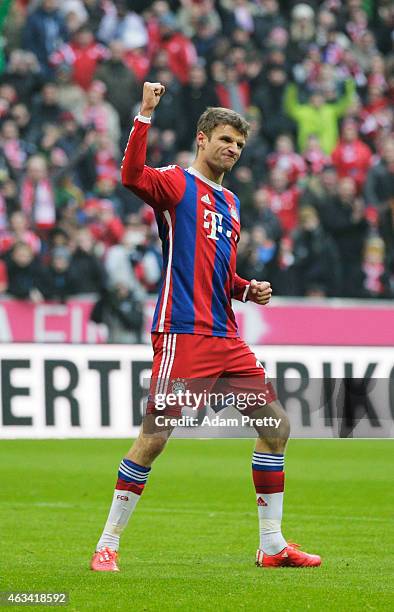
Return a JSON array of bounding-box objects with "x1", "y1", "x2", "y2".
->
[{"x1": 196, "y1": 107, "x2": 250, "y2": 139}]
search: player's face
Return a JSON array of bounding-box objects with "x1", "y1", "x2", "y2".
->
[{"x1": 199, "y1": 125, "x2": 246, "y2": 174}]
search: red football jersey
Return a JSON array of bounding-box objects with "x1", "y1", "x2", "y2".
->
[{"x1": 121, "y1": 116, "x2": 250, "y2": 337}]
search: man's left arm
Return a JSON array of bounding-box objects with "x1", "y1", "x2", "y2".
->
[{"x1": 233, "y1": 273, "x2": 272, "y2": 305}]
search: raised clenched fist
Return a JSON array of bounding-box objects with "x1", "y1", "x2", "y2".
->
[
  {"x1": 247, "y1": 279, "x2": 272, "y2": 306},
  {"x1": 140, "y1": 82, "x2": 166, "y2": 117}
]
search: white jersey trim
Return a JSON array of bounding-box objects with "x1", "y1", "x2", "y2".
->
[
  {"x1": 186, "y1": 166, "x2": 223, "y2": 191},
  {"x1": 158, "y1": 334, "x2": 173, "y2": 395},
  {"x1": 161, "y1": 333, "x2": 177, "y2": 396},
  {"x1": 135, "y1": 114, "x2": 152, "y2": 124},
  {"x1": 158, "y1": 210, "x2": 173, "y2": 332},
  {"x1": 154, "y1": 333, "x2": 178, "y2": 397}
]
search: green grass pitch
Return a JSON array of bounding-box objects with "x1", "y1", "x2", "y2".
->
[{"x1": 0, "y1": 439, "x2": 393, "y2": 611}]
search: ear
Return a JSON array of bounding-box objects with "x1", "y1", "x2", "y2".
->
[{"x1": 196, "y1": 130, "x2": 208, "y2": 150}]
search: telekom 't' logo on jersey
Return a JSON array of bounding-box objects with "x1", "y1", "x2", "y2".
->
[
  {"x1": 204, "y1": 209, "x2": 223, "y2": 240},
  {"x1": 204, "y1": 209, "x2": 235, "y2": 240}
]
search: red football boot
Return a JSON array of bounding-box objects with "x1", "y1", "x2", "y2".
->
[
  {"x1": 256, "y1": 543, "x2": 321, "y2": 568},
  {"x1": 90, "y1": 547, "x2": 120, "y2": 572}
]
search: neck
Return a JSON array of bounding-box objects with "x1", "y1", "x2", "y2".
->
[{"x1": 191, "y1": 159, "x2": 224, "y2": 185}]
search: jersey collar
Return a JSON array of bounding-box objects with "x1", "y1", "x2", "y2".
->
[{"x1": 186, "y1": 167, "x2": 223, "y2": 191}]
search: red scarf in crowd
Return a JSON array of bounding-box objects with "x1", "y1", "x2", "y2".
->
[{"x1": 21, "y1": 178, "x2": 56, "y2": 229}]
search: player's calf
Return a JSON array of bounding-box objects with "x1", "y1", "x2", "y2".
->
[
  {"x1": 126, "y1": 431, "x2": 168, "y2": 465},
  {"x1": 252, "y1": 400, "x2": 290, "y2": 454}
]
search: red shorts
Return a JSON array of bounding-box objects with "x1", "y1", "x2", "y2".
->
[{"x1": 147, "y1": 333, "x2": 276, "y2": 417}]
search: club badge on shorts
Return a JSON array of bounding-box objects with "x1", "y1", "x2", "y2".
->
[{"x1": 171, "y1": 377, "x2": 187, "y2": 395}]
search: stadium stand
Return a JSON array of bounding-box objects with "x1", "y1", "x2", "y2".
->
[{"x1": 0, "y1": 0, "x2": 392, "y2": 339}]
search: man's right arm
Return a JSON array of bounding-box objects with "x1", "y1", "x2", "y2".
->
[
  {"x1": 284, "y1": 83, "x2": 302, "y2": 120},
  {"x1": 121, "y1": 82, "x2": 186, "y2": 210}
]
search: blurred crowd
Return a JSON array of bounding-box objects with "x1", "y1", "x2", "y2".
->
[{"x1": 0, "y1": 0, "x2": 393, "y2": 342}]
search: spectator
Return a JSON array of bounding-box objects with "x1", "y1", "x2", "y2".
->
[
  {"x1": 69, "y1": 227, "x2": 107, "y2": 294},
  {"x1": 0, "y1": 210, "x2": 41, "y2": 255},
  {"x1": 253, "y1": 0, "x2": 286, "y2": 50},
  {"x1": 302, "y1": 163, "x2": 338, "y2": 211},
  {"x1": 20, "y1": 155, "x2": 56, "y2": 231},
  {"x1": 123, "y1": 44, "x2": 151, "y2": 83},
  {"x1": 60, "y1": 1, "x2": 89, "y2": 30},
  {"x1": 85, "y1": 198, "x2": 124, "y2": 249},
  {"x1": 331, "y1": 118, "x2": 373, "y2": 191},
  {"x1": 80, "y1": 0, "x2": 105, "y2": 35},
  {"x1": 121, "y1": 220, "x2": 162, "y2": 293},
  {"x1": 0, "y1": 50, "x2": 42, "y2": 104},
  {"x1": 284, "y1": 79, "x2": 356, "y2": 153},
  {"x1": 214, "y1": 62, "x2": 250, "y2": 116},
  {"x1": 54, "y1": 63, "x2": 86, "y2": 119},
  {"x1": 93, "y1": 131, "x2": 119, "y2": 185},
  {"x1": 91, "y1": 174, "x2": 123, "y2": 215},
  {"x1": 234, "y1": 106, "x2": 268, "y2": 184},
  {"x1": 179, "y1": 64, "x2": 219, "y2": 149},
  {"x1": 94, "y1": 39, "x2": 140, "y2": 131},
  {"x1": 352, "y1": 30, "x2": 378, "y2": 74},
  {"x1": 378, "y1": 196, "x2": 394, "y2": 290},
  {"x1": 47, "y1": 226, "x2": 71, "y2": 257},
  {"x1": 105, "y1": 227, "x2": 145, "y2": 294},
  {"x1": 0, "y1": 119, "x2": 34, "y2": 179},
  {"x1": 42, "y1": 245, "x2": 77, "y2": 301},
  {"x1": 292, "y1": 205, "x2": 342, "y2": 297},
  {"x1": 179, "y1": 0, "x2": 221, "y2": 40},
  {"x1": 56, "y1": 111, "x2": 83, "y2": 159},
  {"x1": 97, "y1": 0, "x2": 148, "y2": 51},
  {"x1": 146, "y1": 68, "x2": 181, "y2": 135},
  {"x1": 364, "y1": 137, "x2": 394, "y2": 210},
  {"x1": 236, "y1": 225, "x2": 278, "y2": 285},
  {"x1": 192, "y1": 13, "x2": 222, "y2": 60},
  {"x1": 30, "y1": 81, "x2": 63, "y2": 138},
  {"x1": 55, "y1": 172, "x2": 84, "y2": 219},
  {"x1": 266, "y1": 133, "x2": 306, "y2": 185},
  {"x1": 10, "y1": 103, "x2": 33, "y2": 141},
  {"x1": 252, "y1": 64, "x2": 293, "y2": 147},
  {"x1": 95, "y1": 282, "x2": 144, "y2": 343},
  {"x1": 155, "y1": 12, "x2": 197, "y2": 85},
  {"x1": 243, "y1": 187, "x2": 282, "y2": 242},
  {"x1": 287, "y1": 3, "x2": 316, "y2": 65},
  {"x1": 359, "y1": 80, "x2": 392, "y2": 148},
  {"x1": 274, "y1": 235, "x2": 298, "y2": 296},
  {"x1": 225, "y1": 165, "x2": 254, "y2": 216},
  {"x1": 82, "y1": 80, "x2": 120, "y2": 146},
  {"x1": 264, "y1": 168, "x2": 300, "y2": 236},
  {"x1": 356, "y1": 236, "x2": 392, "y2": 299},
  {"x1": 303, "y1": 134, "x2": 330, "y2": 176},
  {"x1": 0, "y1": 176, "x2": 18, "y2": 220},
  {"x1": 319, "y1": 177, "x2": 369, "y2": 296},
  {"x1": 5, "y1": 241, "x2": 46, "y2": 302},
  {"x1": 23, "y1": 0, "x2": 68, "y2": 76},
  {"x1": 50, "y1": 24, "x2": 109, "y2": 91}
]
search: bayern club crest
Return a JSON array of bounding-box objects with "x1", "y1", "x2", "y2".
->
[
  {"x1": 230, "y1": 206, "x2": 239, "y2": 222},
  {"x1": 171, "y1": 377, "x2": 187, "y2": 395}
]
